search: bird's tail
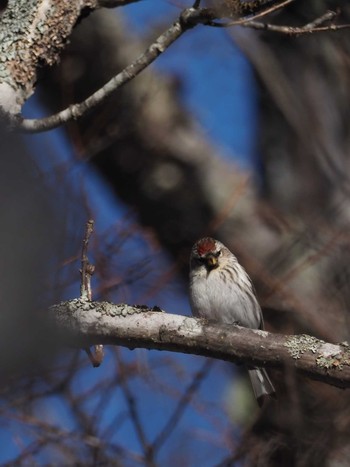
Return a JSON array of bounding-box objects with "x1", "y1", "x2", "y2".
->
[{"x1": 248, "y1": 368, "x2": 276, "y2": 407}]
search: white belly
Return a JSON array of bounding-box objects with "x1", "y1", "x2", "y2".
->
[{"x1": 189, "y1": 269, "x2": 261, "y2": 329}]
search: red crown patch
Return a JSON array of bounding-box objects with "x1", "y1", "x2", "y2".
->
[{"x1": 196, "y1": 237, "x2": 216, "y2": 256}]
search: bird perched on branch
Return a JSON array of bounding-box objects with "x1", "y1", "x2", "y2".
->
[{"x1": 189, "y1": 237, "x2": 276, "y2": 406}]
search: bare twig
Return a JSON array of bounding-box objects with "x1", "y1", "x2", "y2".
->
[
  {"x1": 85, "y1": 345, "x2": 104, "y2": 368},
  {"x1": 208, "y1": 0, "x2": 295, "y2": 27},
  {"x1": 80, "y1": 219, "x2": 95, "y2": 300},
  {"x1": 303, "y1": 10, "x2": 339, "y2": 30},
  {"x1": 202, "y1": 2, "x2": 349, "y2": 36},
  {"x1": 19, "y1": 8, "x2": 200, "y2": 133},
  {"x1": 242, "y1": 20, "x2": 350, "y2": 35},
  {"x1": 79, "y1": 220, "x2": 104, "y2": 368}
]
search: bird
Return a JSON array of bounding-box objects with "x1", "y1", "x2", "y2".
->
[{"x1": 189, "y1": 236, "x2": 276, "y2": 406}]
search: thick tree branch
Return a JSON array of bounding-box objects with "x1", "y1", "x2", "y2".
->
[
  {"x1": 0, "y1": 0, "x2": 98, "y2": 114},
  {"x1": 50, "y1": 299, "x2": 350, "y2": 389}
]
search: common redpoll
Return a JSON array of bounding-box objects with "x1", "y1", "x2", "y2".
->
[{"x1": 189, "y1": 237, "x2": 275, "y2": 406}]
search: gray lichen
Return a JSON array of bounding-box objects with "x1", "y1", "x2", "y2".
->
[
  {"x1": 0, "y1": 0, "x2": 93, "y2": 110},
  {"x1": 284, "y1": 334, "x2": 324, "y2": 360},
  {"x1": 0, "y1": 1, "x2": 38, "y2": 89},
  {"x1": 284, "y1": 334, "x2": 350, "y2": 372},
  {"x1": 50, "y1": 299, "x2": 164, "y2": 320}
]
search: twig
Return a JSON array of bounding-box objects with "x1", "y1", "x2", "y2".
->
[
  {"x1": 242, "y1": 21, "x2": 350, "y2": 35},
  {"x1": 80, "y1": 219, "x2": 95, "y2": 300},
  {"x1": 303, "y1": 10, "x2": 338, "y2": 30},
  {"x1": 19, "y1": 8, "x2": 200, "y2": 133},
  {"x1": 85, "y1": 345, "x2": 104, "y2": 368},
  {"x1": 207, "y1": 2, "x2": 349, "y2": 34},
  {"x1": 203, "y1": 1, "x2": 349, "y2": 36},
  {"x1": 208, "y1": 0, "x2": 295, "y2": 27},
  {"x1": 80, "y1": 220, "x2": 104, "y2": 368}
]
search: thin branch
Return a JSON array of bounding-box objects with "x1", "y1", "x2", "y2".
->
[
  {"x1": 208, "y1": 0, "x2": 295, "y2": 27},
  {"x1": 233, "y1": 7, "x2": 346, "y2": 35},
  {"x1": 205, "y1": 3, "x2": 349, "y2": 35},
  {"x1": 19, "y1": 8, "x2": 200, "y2": 133},
  {"x1": 80, "y1": 219, "x2": 95, "y2": 300},
  {"x1": 243, "y1": 20, "x2": 350, "y2": 35},
  {"x1": 303, "y1": 10, "x2": 339, "y2": 29},
  {"x1": 79, "y1": 219, "x2": 104, "y2": 368},
  {"x1": 50, "y1": 299, "x2": 350, "y2": 389}
]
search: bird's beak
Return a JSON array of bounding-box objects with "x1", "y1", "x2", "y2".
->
[{"x1": 206, "y1": 254, "x2": 218, "y2": 270}]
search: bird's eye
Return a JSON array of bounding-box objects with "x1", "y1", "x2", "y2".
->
[{"x1": 214, "y1": 250, "x2": 221, "y2": 258}]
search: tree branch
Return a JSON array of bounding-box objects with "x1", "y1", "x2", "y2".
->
[
  {"x1": 50, "y1": 299, "x2": 350, "y2": 389},
  {"x1": 18, "y1": 8, "x2": 198, "y2": 133},
  {"x1": 242, "y1": 19, "x2": 350, "y2": 35}
]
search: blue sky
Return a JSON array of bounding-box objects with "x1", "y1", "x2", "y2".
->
[{"x1": 123, "y1": 0, "x2": 257, "y2": 167}]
